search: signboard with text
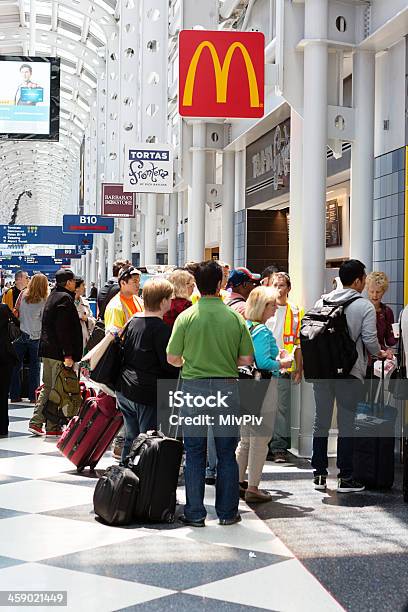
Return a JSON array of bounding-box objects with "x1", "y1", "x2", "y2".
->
[
  {"x1": 0, "y1": 256, "x2": 70, "y2": 266},
  {"x1": 62, "y1": 215, "x2": 114, "y2": 234},
  {"x1": 101, "y1": 183, "x2": 136, "y2": 217},
  {"x1": 124, "y1": 144, "x2": 173, "y2": 193},
  {"x1": 0, "y1": 226, "x2": 93, "y2": 248},
  {"x1": 55, "y1": 248, "x2": 82, "y2": 259},
  {"x1": 179, "y1": 30, "x2": 264, "y2": 118}
]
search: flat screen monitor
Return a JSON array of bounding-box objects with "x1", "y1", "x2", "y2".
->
[{"x1": 0, "y1": 56, "x2": 60, "y2": 141}]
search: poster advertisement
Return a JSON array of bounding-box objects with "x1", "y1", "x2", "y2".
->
[
  {"x1": 124, "y1": 143, "x2": 173, "y2": 193},
  {"x1": 101, "y1": 183, "x2": 136, "y2": 217}
]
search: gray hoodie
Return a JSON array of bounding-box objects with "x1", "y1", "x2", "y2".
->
[{"x1": 315, "y1": 288, "x2": 380, "y2": 381}]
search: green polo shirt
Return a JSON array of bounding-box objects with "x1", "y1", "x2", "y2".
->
[{"x1": 167, "y1": 296, "x2": 254, "y2": 379}]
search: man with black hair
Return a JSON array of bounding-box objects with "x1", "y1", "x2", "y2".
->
[
  {"x1": 29, "y1": 269, "x2": 83, "y2": 437},
  {"x1": 260, "y1": 265, "x2": 281, "y2": 286},
  {"x1": 2, "y1": 270, "x2": 29, "y2": 310},
  {"x1": 312, "y1": 259, "x2": 393, "y2": 493},
  {"x1": 167, "y1": 261, "x2": 253, "y2": 527}
]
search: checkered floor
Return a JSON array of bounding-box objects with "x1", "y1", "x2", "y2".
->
[{"x1": 0, "y1": 402, "x2": 343, "y2": 612}]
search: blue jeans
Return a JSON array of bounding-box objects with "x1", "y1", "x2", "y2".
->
[
  {"x1": 116, "y1": 391, "x2": 157, "y2": 461},
  {"x1": 181, "y1": 379, "x2": 240, "y2": 522},
  {"x1": 312, "y1": 377, "x2": 365, "y2": 479},
  {"x1": 10, "y1": 333, "x2": 40, "y2": 401},
  {"x1": 206, "y1": 425, "x2": 217, "y2": 478}
]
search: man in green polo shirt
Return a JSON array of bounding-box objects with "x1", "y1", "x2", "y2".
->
[{"x1": 167, "y1": 260, "x2": 253, "y2": 527}]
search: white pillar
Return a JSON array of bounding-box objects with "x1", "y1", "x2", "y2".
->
[
  {"x1": 301, "y1": 0, "x2": 328, "y2": 310},
  {"x1": 85, "y1": 251, "x2": 91, "y2": 292},
  {"x1": 139, "y1": 214, "x2": 146, "y2": 267},
  {"x1": 288, "y1": 108, "x2": 304, "y2": 305},
  {"x1": 168, "y1": 192, "x2": 178, "y2": 265},
  {"x1": 107, "y1": 232, "x2": 115, "y2": 280},
  {"x1": 177, "y1": 191, "x2": 184, "y2": 266},
  {"x1": 145, "y1": 194, "x2": 157, "y2": 265},
  {"x1": 80, "y1": 256, "x2": 86, "y2": 278},
  {"x1": 221, "y1": 150, "x2": 235, "y2": 265},
  {"x1": 90, "y1": 246, "x2": 97, "y2": 285},
  {"x1": 350, "y1": 50, "x2": 375, "y2": 270},
  {"x1": 122, "y1": 218, "x2": 132, "y2": 262},
  {"x1": 98, "y1": 236, "x2": 107, "y2": 287},
  {"x1": 29, "y1": 0, "x2": 36, "y2": 55},
  {"x1": 188, "y1": 121, "x2": 206, "y2": 261}
]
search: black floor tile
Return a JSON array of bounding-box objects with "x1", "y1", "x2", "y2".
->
[{"x1": 116, "y1": 593, "x2": 274, "y2": 611}]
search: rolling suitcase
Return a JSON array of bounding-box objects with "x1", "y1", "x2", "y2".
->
[
  {"x1": 126, "y1": 432, "x2": 183, "y2": 523},
  {"x1": 57, "y1": 392, "x2": 123, "y2": 472},
  {"x1": 353, "y1": 361, "x2": 397, "y2": 489}
]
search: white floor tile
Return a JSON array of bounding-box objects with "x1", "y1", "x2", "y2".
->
[
  {"x1": 8, "y1": 408, "x2": 36, "y2": 419},
  {"x1": 0, "y1": 562, "x2": 174, "y2": 611},
  {"x1": 0, "y1": 436, "x2": 57, "y2": 455},
  {"x1": 0, "y1": 514, "x2": 148, "y2": 562},
  {"x1": 0, "y1": 454, "x2": 76, "y2": 480},
  {"x1": 8, "y1": 420, "x2": 32, "y2": 434},
  {"x1": 186, "y1": 561, "x2": 344, "y2": 611},
  {"x1": 0, "y1": 479, "x2": 94, "y2": 513}
]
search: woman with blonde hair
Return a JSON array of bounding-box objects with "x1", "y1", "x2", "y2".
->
[
  {"x1": 10, "y1": 273, "x2": 49, "y2": 403},
  {"x1": 365, "y1": 271, "x2": 396, "y2": 376},
  {"x1": 163, "y1": 269, "x2": 195, "y2": 328},
  {"x1": 237, "y1": 286, "x2": 292, "y2": 502}
]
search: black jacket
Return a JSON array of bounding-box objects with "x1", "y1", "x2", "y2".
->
[
  {"x1": 39, "y1": 286, "x2": 83, "y2": 362},
  {"x1": 0, "y1": 304, "x2": 19, "y2": 366},
  {"x1": 97, "y1": 278, "x2": 120, "y2": 320}
]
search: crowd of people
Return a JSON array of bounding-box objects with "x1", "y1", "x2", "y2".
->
[{"x1": 0, "y1": 255, "x2": 402, "y2": 526}]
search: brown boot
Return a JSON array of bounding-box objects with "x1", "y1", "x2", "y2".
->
[{"x1": 245, "y1": 489, "x2": 272, "y2": 503}]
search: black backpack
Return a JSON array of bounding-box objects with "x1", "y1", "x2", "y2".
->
[{"x1": 300, "y1": 297, "x2": 361, "y2": 380}]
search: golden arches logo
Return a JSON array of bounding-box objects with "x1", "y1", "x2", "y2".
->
[{"x1": 182, "y1": 41, "x2": 261, "y2": 108}]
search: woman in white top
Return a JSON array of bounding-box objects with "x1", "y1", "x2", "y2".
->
[
  {"x1": 10, "y1": 273, "x2": 49, "y2": 402},
  {"x1": 74, "y1": 277, "x2": 96, "y2": 349}
]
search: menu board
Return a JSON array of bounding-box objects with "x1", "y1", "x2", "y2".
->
[{"x1": 326, "y1": 199, "x2": 342, "y2": 247}]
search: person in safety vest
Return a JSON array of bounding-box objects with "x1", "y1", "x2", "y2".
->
[
  {"x1": 266, "y1": 272, "x2": 303, "y2": 463},
  {"x1": 104, "y1": 265, "x2": 144, "y2": 333}
]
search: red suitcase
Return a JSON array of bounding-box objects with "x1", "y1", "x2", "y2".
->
[{"x1": 57, "y1": 392, "x2": 123, "y2": 472}]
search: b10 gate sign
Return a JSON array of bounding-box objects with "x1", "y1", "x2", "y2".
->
[
  {"x1": 179, "y1": 30, "x2": 264, "y2": 119},
  {"x1": 62, "y1": 215, "x2": 114, "y2": 234}
]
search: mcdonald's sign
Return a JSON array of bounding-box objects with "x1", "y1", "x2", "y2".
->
[{"x1": 179, "y1": 30, "x2": 265, "y2": 119}]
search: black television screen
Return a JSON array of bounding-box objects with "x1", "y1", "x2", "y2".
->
[{"x1": 0, "y1": 56, "x2": 60, "y2": 141}]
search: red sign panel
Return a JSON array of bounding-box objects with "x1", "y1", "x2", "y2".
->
[
  {"x1": 101, "y1": 183, "x2": 136, "y2": 218},
  {"x1": 179, "y1": 30, "x2": 265, "y2": 119}
]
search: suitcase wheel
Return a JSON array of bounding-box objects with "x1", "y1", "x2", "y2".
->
[
  {"x1": 164, "y1": 511, "x2": 175, "y2": 524},
  {"x1": 76, "y1": 466, "x2": 85, "y2": 473},
  {"x1": 89, "y1": 462, "x2": 97, "y2": 471}
]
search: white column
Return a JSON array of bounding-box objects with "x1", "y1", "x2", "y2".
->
[
  {"x1": 288, "y1": 108, "x2": 304, "y2": 305},
  {"x1": 122, "y1": 218, "x2": 132, "y2": 262},
  {"x1": 177, "y1": 190, "x2": 184, "y2": 265},
  {"x1": 139, "y1": 214, "x2": 146, "y2": 267},
  {"x1": 85, "y1": 251, "x2": 91, "y2": 291},
  {"x1": 350, "y1": 50, "x2": 375, "y2": 270},
  {"x1": 107, "y1": 233, "x2": 115, "y2": 280},
  {"x1": 90, "y1": 246, "x2": 97, "y2": 284},
  {"x1": 145, "y1": 194, "x2": 157, "y2": 265},
  {"x1": 221, "y1": 150, "x2": 235, "y2": 265},
  {"x1": 29, "y1": 0, "x2": 36, "y2": 55},
  {"x1": 80, "y1": 256, "x2": 86, "y2": 278},
  {"x1": 301, "y1": 0, "x2": 328, "y2": 310},
  {"x1": 98, "y1": 236, "x2": 107, "y2": 286},
  {"x1": 168, "y1": 192, "x2": 178, "y2": 265},
  {"x1": 188, "y1": 121, "x2": 206, "y2": 261}
]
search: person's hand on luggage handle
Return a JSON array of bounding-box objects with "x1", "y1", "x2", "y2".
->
[
  {"x1": 377, "y1": 348, "x2": 394, "y2": 361},
  {"x1": 278, "y1": 356, "x2": 293, "y2": 370},
  {"x1": 64, "y1": 357, "x2": 74, "y2": 368}
]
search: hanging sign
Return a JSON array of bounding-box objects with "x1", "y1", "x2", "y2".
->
[
  {"x1": 124, "y1": 143, "x2": 173, "y2": 193},
  {"x1": 179, "y1": 30, "x2": 265, "y2": 119},
  {"x1": 101, "y1": 183, "x2": 136, "y2": 217},
  {"x1": 62, "y1": 215, "x2": 114, "y2": 234}
]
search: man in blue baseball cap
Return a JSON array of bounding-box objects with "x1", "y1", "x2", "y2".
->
[{"x1": 225, "y1": 267, "x2": 261, "y2": 317}]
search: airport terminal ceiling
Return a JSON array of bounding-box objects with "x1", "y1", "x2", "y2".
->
[{"x1": 0, "y1": 0, "x2": 117, "y2": 227}]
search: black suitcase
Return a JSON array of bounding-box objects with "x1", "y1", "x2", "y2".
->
[
  {"x1": 353, "y1": 361, "x2": 397, "y2": 489},
  {"x1": 93, "y1": 464, "x2": 139, "y2": 526},
  {"x1": 127, "y1": 432, "x2": 183, "y2": 523}
]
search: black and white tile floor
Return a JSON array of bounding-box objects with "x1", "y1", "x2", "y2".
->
[{"x1": 0, "y1": 402, "x2": 344, "y2": 612}]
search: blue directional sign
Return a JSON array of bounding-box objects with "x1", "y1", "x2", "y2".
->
[
  {"x1": 55, "y1": 249, "x2": 82, "y2": 259},
  {"x1": 0, "y1": 256, "x2": 70, "y2": 267},
  {"x1": 0, "y1": 226, "x2": 94, "y2": 249},
  {"x1": 63, "y1": 215, "x2": 114, "y2": 234}
]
